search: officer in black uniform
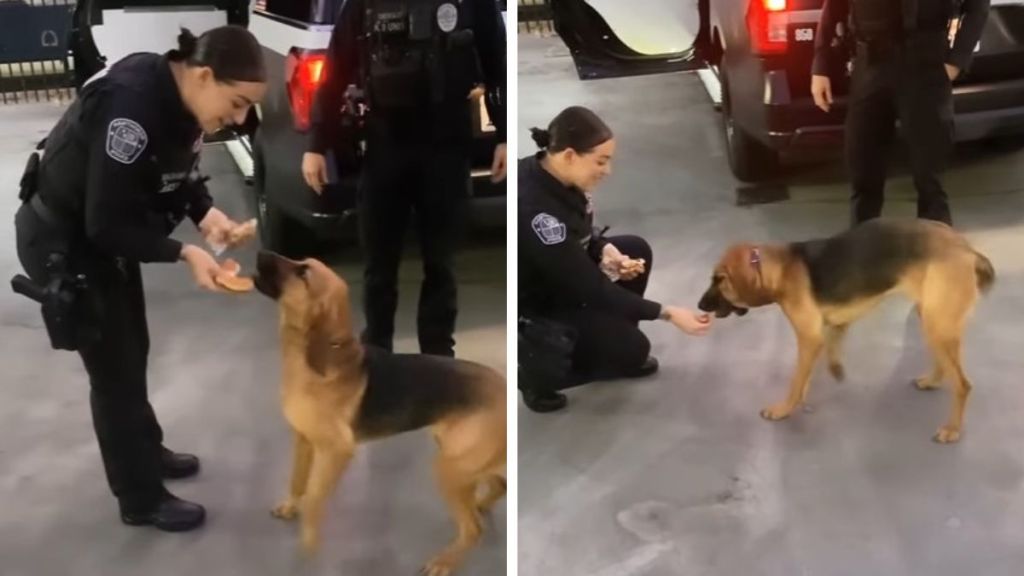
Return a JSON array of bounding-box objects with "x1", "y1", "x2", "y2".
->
[
  {"x1": 518, "y1": 106, "x2": 712, "y2": 413},
  {"x1": 812, "y1": 0, "x2": 990, "y2": 227},
  {"x1": 302, "y1": 0, "x2": 507, "y2": 358},
  {"x1": 12, "y1": 26, "x2": 266, "y2": 531}
]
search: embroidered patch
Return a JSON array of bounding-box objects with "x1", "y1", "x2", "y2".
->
[
  {"x1": 106, "y1": 118, "x2": 148, "y2": 165},
  {"x1": 532, "y1": 213, "x2": 566, "y2": 245},
  {"x1": 437, "y1": 3, "x2": 458, "y2": 33}
]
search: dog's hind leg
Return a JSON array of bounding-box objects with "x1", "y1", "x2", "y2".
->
[
  {"x1": 476, "y1": 475, "x2": 506, "y2": 515},
  {"x1": 423, "y1": 455, "x2": 483, "y2": 576},
  {"x1": 271, "y1": 431, "x2": 314, "y2": 521},
  {"x1": 825, "y1": 324, "x2": 849, "y2": 383}
]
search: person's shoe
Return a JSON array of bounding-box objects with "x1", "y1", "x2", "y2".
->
[
  {"x1": 521, "y1": 389, "x2": 568, "y2": 413},
  {"x1": 121, "y1": 491, "x2": 206, "y2": 532},
  {"x1": 161, "y1": 447, "x2": 200, "y2": 480},
  {"x1": 626, "y1": 356, "x2": 660, "y2": 378}
]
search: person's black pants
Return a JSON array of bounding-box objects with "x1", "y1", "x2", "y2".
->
[
  {"x1": 358, "y1": 123, "x2": 470, "y2": 357},
  {"x1": 15, "y1": 203, "x2": 164, "y2": 512},
  {"x1": 555, "y1": 234, "x2": 654, "y2": 384},
  {"x1": 845, "y1": 33, "x2": 954, "y2": 227}
]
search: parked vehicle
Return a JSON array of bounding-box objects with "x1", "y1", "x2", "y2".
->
[{"x1": 552, "y1": 0, "x2": 1024, "y2": 183}]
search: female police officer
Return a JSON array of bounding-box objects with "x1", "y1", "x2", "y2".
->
[
  {"x1": 13, "y1": 26, "x2": 266, "y2": 532},
  {"x1": 518, "y1": 106, "x2": 712, "y2": 413}
]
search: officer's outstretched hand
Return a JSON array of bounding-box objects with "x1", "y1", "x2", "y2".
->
[
  {"x1": 811, "y1": 74, "x2": 833, "y2": 113},
  {"x1": 180, "y1": 245, "x2": 223, "y2": 292},
  {"x1": 302, "y1": 152, "x2": 328, "y2": 195},
  {"x1": 664, "y1": 305, "x2": 712, "y2": 337},
  {"x1": 491, "y1": 144, "x2": 507, "y2": 183}
]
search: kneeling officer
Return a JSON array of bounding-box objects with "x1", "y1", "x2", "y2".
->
[{"x1": 11, "y1": 26, "x2": 266, "y2": 532}]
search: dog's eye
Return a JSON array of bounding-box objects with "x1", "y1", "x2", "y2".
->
[
  {"x1": 713, "y1": 274, "x2": 725, "y2": 285},
  {"x1": 296, "y1": 265, "x2": 309, "y2": 280}
]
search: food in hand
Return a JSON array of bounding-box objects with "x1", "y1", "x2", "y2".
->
[
  {"x1": 214, "y1": 258, "x2": 254, "y2": 293},
  {"x1": 228, "y1": 218, "x2": 258, "y2": 245}
]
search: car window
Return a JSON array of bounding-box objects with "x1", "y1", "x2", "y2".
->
[{"x1": 255, "y1": 0, "x2": 342, "y2": 24}]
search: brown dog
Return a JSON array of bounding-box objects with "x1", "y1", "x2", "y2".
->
[
  {"x1": 698, "y1": 219, "x2": 995, "y2": 443},
  {"x1": 253, "y1": 251, "x2": 506, "y2": 575}
]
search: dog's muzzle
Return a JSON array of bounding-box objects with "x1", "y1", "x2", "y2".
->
[
  {"x1": 253, "y1": 250, "x2": 283, "y2": 300},
  {"x1": 698, "y1": 289, "x2": 748, "y2": 319}
]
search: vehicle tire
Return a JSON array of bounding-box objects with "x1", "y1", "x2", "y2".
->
[
  {"x1": 252, "y1": 132, "x2": 315, "y2": 258},
  {"x1": 721, "y1": 74, "x2": 779, "y2": 183}
]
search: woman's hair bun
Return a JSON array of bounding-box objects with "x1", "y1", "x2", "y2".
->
[
  {"x1": 174, "y1": 27, "x2": 198, "y2": 60},
  {"x1": 529, "y1": 127, "x2": 552, "y2": 149}
]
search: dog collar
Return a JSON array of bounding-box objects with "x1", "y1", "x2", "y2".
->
[{"x1": 750, "y1": 247, "x2": 762, "y2": 272}]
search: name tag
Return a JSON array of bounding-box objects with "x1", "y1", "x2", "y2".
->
[{"x1": 374, "y1": 9, "x2": 408, "y2": 34}]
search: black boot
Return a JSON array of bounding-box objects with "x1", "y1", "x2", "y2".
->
[
  {"x1": 626, "y1": 356, "x2": 659, "y2": 378},
  {"x1": 161, "y1": 447, "x2": 200, "y2": 479},
  {"x1": 121, "y1": 490, "x2": 206, "y2": 532},
  {"x1": 521, "y1": 388, "x2": 568, "y2": 413}
]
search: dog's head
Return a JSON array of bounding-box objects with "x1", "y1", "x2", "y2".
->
[
  {"x1": 697, "y1": 244, "x2": 774, "y2": 319},
  {"x1": 254, "y1": 250, "x2": 357, "y2": 376}
]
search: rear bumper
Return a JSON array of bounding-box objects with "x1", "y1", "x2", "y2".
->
[{"x1": 759, "y1": 77, "x2": 1024, "y2": 150}]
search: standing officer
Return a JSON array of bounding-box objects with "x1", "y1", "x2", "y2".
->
[
  {"x1": 301, "y1": 0, "x2": 507, "y2": 358},
  {"x1": 12, "y1": 26, "x2": 266, "y2": 532},
  {"x1": 812, "y1": 0, "x2": 990, "y2": 227}
]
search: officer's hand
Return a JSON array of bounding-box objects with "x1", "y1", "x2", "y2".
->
[
  {"x1": 945, "y1": 63, "x2": 960, "y2": 81},
  {"x1": 811, "y1": 75, "x2": 833, "y2": 113},
  {"x1": 619, "y1": 258, "x2": 646, "y2": 280},
  {"x1": 180, "y1": 245, "x2": 223, "y2": 292},
  {"x1": 664, "y1": 306, "x2": 712, "y2": 336},
  {"x1": 302, "y1": 152, "x2": 328, "y2": 195},
  {"x1": 490, "y1": 144, "x2": 507, "y2": 183}
]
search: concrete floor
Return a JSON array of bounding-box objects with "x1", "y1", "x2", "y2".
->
[
  {"x1": 518, "y1": 34, "x2": 1024, "y2": 576},
  {"x1": 0, "y1": 102, "x2": 506, "y2": 575}
]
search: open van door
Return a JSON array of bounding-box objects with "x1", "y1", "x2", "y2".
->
[
  {"x1": 71, "y1": 0, "x2": 248, "y2": 88},
  {"x1": 551, "y1": 0, "x2": 710, "y2": 80}
]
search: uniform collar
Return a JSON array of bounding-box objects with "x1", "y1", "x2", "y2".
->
[{"x1": 528, "y1": 152, "x2": 588, "y2": 215}]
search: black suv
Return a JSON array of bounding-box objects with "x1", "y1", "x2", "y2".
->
[{"x1": 552, "y1": 0, "x2": 1024, "y2": 183}]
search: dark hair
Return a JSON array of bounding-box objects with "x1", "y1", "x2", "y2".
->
[
  {"x1": 530, "y1": 106, "x2": 613, "y2": 154},
  {"x1": 168, "y1": 26, "x2": 267, "y2": 83}
]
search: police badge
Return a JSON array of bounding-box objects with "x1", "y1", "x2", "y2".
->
[
  {"x1": 532, "y1": 213, "x2": 567, "y2": 246},
  {"x1": 106, "y1": 118, "x2": 148, "y2": 165}
]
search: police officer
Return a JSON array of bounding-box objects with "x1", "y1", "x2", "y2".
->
[
  {"x1": 301, "y1": 0, "x2": 507, "y2": 358},
  {"x1": 812, "y1": 0, "x2": 990, "y2": 227},
  {"x1": 13, "y1": 26, "x2": 267, "y2": 531},
  {"x1": 518, "y1": 106, "x2": 712, "y2": 413}
]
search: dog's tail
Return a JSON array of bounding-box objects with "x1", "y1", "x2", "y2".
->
[{"x1": 974, "y1": 251, "x2": 995, "y2": 294}]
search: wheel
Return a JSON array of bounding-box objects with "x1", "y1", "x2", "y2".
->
[{"x1": 721, "y1": 73, "x2": 779, "y2": 183}]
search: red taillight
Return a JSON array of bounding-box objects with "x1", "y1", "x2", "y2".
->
[
  {"x1": 286, "y1": 50, "x2": 327, "y2": 132},
  {"x1": 748, "y1": 0, "x2": 790, "y2": 55}
]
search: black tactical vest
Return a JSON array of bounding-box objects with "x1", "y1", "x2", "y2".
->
[
  {"x1": 363, "y1": 0, "x2": 481, "y2": 109},
  {"x1": 850, "y1": 0, "x2": 904, "y2": 41}
]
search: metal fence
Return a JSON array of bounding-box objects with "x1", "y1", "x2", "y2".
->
[
  {"x1": 518, "y1": 0, "x2": 554, "y2": 36},
  {"x1": 0, "y1": 0, "x2": 77, "y2": 104}
]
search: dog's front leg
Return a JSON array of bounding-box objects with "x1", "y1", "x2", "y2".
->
[
  {"x1": 300, "y1": 439, "x2": 354, "y2": 554},
  {"x1": 271, "y1": 431, "x2": 314, "y2": 521},
  {"x1": 762, "y1": 302, "x2": 824, "y2": 421}
]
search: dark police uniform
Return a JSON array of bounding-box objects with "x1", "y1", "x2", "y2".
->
[
  {"x1": 309, "y1": 0, "x2": 507, "y2": 357},
  {"x1": 14, "y1": 52, "x2": 210, "y2": 516},
  {"x1": 518, "y1": 154, "x2": 661, "y2": 387},
  {"x1": 813, "y1": 0, "x2": 990, "y2": 226}
]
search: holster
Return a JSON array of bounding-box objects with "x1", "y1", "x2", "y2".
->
[{"x1": 517, "y1": 315, "x2": 578, "y2": 392}]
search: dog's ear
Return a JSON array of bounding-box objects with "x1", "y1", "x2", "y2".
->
[
  {"x1": 722, "y1": 244, "x2": 769, "y2": 305},
  {"x1": 305, "y1": 292, "x2": 355, "y2": 377}
]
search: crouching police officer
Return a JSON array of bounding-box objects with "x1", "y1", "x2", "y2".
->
[
  {"x1": 301, "y1": 0, "x2": 507, "y2": 357},
  {"x1": 518, "y1": 106, "x2": 712, "y2": 413},
  {"x1": 11, "y1": 26, "x2": 266, "y2": 531},
  {"x1": 812, "y1": 0, "x2": 990, "y2": 227}
]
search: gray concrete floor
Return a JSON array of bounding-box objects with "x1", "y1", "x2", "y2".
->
[
  {"x1": 518, "y1": 34, "x2": 1024, "y2": 576},
  {"x1": 0, "y1": 102, "x2": 506, "y2": 575}
]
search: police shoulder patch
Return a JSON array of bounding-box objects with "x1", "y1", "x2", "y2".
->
[
  {"x1": 531, "y1": 212, "x2": 567, "y2": 246},
  {"x1": 106, "y1": 118, "x2": 149, "y2": 165},
  {"x1": 437, "y1": 3, "x2": 458, "y2": 32}
]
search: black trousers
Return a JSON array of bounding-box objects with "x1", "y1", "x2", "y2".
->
[
  {"x1": 845, "y1": 34, "x2": 954, "y2": 227},
  {"x1": 554, "y1": 234, "x2": 654, "y2": 384},
  {"x1": 15, "y1": 203, "x2": 164, "y2": 512},
  {"x1": 358, "y1": 121, "x2": 470, "y2": 357}
]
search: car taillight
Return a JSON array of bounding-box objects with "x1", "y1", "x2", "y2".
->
[
  {"x1": 748, "y1": 0, "x2": 790, "y2": 55},
  {"x1": 286, "y1": 50, "x2": 327, "y2": 132}
]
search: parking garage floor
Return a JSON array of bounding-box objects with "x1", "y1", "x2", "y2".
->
[
  {"x1": 0, "y1": 102, "x2": 506, "y2": 576},
  {"x1": 518, "y1": 34, "x2": 1024, "y2": 576}
]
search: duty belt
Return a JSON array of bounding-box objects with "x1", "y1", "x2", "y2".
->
[{"x1": 29, "y1": 193, "x2": 76, "y2": 234}]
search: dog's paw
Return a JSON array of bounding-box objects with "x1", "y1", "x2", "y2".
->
[
  {"x1": 421, "y1": 555, "x2": 457, "y2": 576},
  {"x1": 933, "y1": 426, "x2": 962, "y2": 444},
  {"x1": 271, "y1": 500, "x2": 299, "y2": 521},
  {"x1": 913, "y1": 376, "x2": 942, "y2": 391},
  {"x1": 829, "y1": 362, "x2": 845, "y2": 382},
  {"x1": 760, "y1": 403, "x2": 794, "y2": 421}
]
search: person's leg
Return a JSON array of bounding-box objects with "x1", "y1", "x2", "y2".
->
[
  {"x1": 568, "y1": 310, "x2": 653, "y2": 382},
  {"x1": 603, "y1": 235, "x2": 653, "y2": 298},
  {"x1": 900, "y1": 48, "x2": 955, "y2": 226},
  {"x1": 359, "y1": 129, "x2": 413, "y2": 352},
  {"x1": 845, "y1": 55, "x2": 897, "y2": 226},
  {"x1": 412, "y1": 146, "x2": 471, "y2": 357}
]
